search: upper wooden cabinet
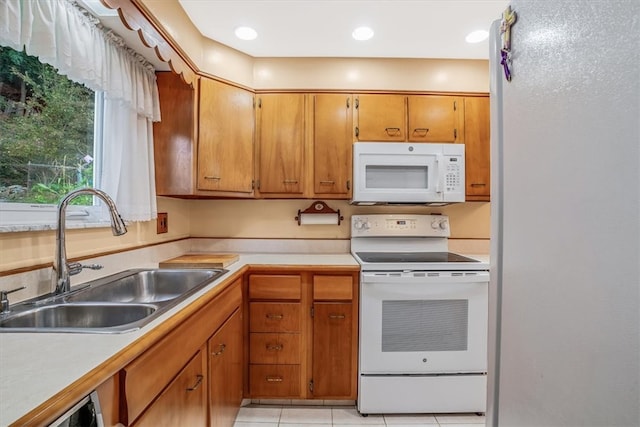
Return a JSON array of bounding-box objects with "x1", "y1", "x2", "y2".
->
[
  {"x1": 355, "y1": 94, "x2": 406, "y2": 141},
  {"x1": 256, "y1": 94, "x2": 306, "y2": 196},
  {"x1": 197, "y1": 78, "x2": 254, "y2": 194},
  {"x1": 153, "y1": 72, "x2": 196, "y2": 196},
  {"x1": 463, "y1": 96, "x2": 490, "y2": 201},
  {"x1": 408, "y1": 95, "x2": 463, "y2": 143},
  {"x1": 311, "y1": 94, "x2": 353, "y2": 198}
]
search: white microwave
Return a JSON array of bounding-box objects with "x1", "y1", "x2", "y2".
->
[{"x1": 352, "y1": 142, "x2": 465, "y2": 205}]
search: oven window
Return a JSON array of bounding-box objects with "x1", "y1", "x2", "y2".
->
[
  {"x1": 381, "y1": 300, "x2": 468, "y2": 352},
  {"x1": 365, "y1": 165, "x2": 428, "y2": 189}
]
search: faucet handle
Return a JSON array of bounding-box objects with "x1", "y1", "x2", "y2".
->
[
  {"x1": 68, "y1": 262, "x2": 104, "y2": 276},
  {"x1": 1, "y1": 286, "x2": 26, "y2": 314}
]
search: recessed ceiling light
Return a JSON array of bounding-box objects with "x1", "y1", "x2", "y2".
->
[
  {"x1": 465, "y1": 30, "x2": 489, "y2": 43},
  {"x1": 235, "y1": 26, "x2": 258, "y2": 41},
  {"x1": 352, "y1": 26, "x2": 374, "y2": 41}
]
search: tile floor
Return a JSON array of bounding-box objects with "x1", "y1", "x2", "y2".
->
[{"x1": 233, "y1": 404, "x2": 486, "y2": 427}]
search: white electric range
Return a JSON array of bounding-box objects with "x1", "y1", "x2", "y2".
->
[{"x1": 351, "y1": 214, "x2": 489, "y2": 415}]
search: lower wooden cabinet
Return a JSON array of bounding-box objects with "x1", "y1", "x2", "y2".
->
[
  {"x1": 120, "y1": 278, "x2": 242, "y2": 426},
  {"x1": 209, "y1": 309, "x2": 244, "y2": 427},
  {"x1": 133, "y1": 348, "x2": 207, "y2": 427},
  {"x1": 247, "y1": 271, "x2": 358, "y2": 401}
]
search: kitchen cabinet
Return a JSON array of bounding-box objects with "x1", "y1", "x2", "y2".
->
[
  {"x1": 248, "y1": 274, "x2": 304, "y2": 398},
  {"x1": 311, "y1": 274, "x2": 358, "y2": 399},
  {"x1": 246, "y1": 271, "x2": 358, "y2": 400},
  {"x1": 120, "y1": 278, "x2": 242, "y2": 425},
  {"x1": 198, "y1": 78, "x2": 255, "y2": 195},
  {"x1": 354, "y1": 94, "x2": 406, "y2": 141},
  {"x1": 408, "y1": 95, "x2": 463, "y2": 143},
  {"x1": 153, "y1": 71, "x2": 197, "y2": 196},
  {"x1": 311, "y1": 94, "x2": 353, "y2": 198},
  {"x1": 256, "y1": 93, "x2": 306, "y2": 196},
  {"x1": 133, "y1": 348, "x2": 207, "y2": 427},
  {"x1": 463, "y1": 96, "x2": 490, "y2": 201},
  {"x1": 209, "y1": 309, "x2": 243, "y2": 427}
]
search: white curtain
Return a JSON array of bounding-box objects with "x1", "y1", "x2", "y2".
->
[{"x1": 0, "y1": 0, "x2": 160, "y2": 221}]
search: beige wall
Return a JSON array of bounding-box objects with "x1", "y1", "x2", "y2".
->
[{"x1": 189, "y1": 200, "x2": 490, "y2": 240}]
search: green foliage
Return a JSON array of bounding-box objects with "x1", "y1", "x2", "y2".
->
[{"x1": 0, "y1": 46, "x2": 95, "y2": 204}]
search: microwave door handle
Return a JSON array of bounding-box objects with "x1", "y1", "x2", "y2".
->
[{"x1": 435, "y1": 154, "x2": 444, "y2": 194}]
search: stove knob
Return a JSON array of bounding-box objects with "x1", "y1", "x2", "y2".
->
[
  {"x1": 354, "y1": 219, "x2": 367, "y2": 230},
  {"x1": 431, "y1": 219, "x2": 447, "y2": 230}
]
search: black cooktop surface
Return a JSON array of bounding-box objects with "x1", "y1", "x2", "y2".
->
[{"x1": 355, "y1": 251, "x2": 479, "y2": 263}]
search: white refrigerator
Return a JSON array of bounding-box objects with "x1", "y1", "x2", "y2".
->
[{"x1": 488, "y1": 1, "x2": 639, "y2": 426}]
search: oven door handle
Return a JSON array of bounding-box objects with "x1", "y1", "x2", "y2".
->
[{"x1": 361, "y1": 272, "x2": 489, "y2": 285}]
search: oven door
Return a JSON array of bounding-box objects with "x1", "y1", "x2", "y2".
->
[{"x1": 359, "y1": 271, "x2": 489, "y2": 374}]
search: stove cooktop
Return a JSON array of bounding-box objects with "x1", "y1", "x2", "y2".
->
[{"x1": 355, "y1": 251, "x2": 479, "y2": 263}]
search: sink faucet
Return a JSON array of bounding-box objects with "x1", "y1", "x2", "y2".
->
[{"x1": 53, "y1": 188, "x2": 127, "y2": 295}]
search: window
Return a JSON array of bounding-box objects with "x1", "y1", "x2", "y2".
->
[{"x1": 0, "y1": 46, "x2": 105, "y2": 227}]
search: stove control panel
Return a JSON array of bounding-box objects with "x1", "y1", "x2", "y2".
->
[{"x1": 351, "y1": 214, "x2": 450, "y2": 237}]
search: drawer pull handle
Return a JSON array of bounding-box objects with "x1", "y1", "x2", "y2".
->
[
  {"x1": 319, "y1": 180, "x2": 335, "y2": 185},
  {"x1": 385, "y1": 127, "x2": 401, "y2": 134},
  {"x1": 329, "y1": 314, "x2": 346, "y2": 319},
  {"x1": 186, "y1": 374, "x2": 203, "y2": 392},
  {"x1": 266, "y1": 314, "x2": 283, "y2": 320},
  {"x1": 283, "y1": 180, "x2": 299, "y2": 184},
  {"x1": 470, "y1": 183, "x2": 487, "y2": 187},
  {"x1": 266, "y1": 376, "x2": 283, "y2": 382},
  {"x1": 204, "y1": 176, "x2": 221, "y2": 180},
  {"x1": 413, "y1": 128, "x2": 430, "y2": 134},
  {"x1": 212, "y1": 343, "x2": 226, "y2": 356},
  {"x1": 266, "y1": 344, "x2": 283, "y2": 351}
]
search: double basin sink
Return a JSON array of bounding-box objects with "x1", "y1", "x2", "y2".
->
[{"x1": 0, "y1": 268, "x2": 228, "y2": 333}]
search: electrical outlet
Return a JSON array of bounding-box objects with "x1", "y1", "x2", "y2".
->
[{"x1": 157, "y1": 212, "x2": 168, "y2": 234}]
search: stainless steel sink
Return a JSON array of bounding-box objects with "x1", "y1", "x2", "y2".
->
[
  {"x1": 0, "y1": 303, "x2": 157, "y2": 333},
  {"x1": 0, "y1": 268, "x2": 228, "y2": 333},
  {"x1": 67, "y1": 269, "x2": 224, "y2": 304}
]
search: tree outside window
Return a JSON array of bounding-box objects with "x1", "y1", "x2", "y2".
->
[{"x1": 0, "y1": 46, "x2": 96, "y2": 205}]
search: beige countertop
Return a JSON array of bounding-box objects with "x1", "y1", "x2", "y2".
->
[{"x1": 0, "y1": 252, "x2": 358, "y2": 426}]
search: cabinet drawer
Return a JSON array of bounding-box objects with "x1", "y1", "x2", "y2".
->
[
  {"x1": 250, "y1": 302, "x2": 301, "y2": 332},
  {"x1": 249, "y1": 364, "x2": 301, "y2": 397},
  {"x1": 250, "y1": 333, "x2": 301, "y2": 364},
  {"x1": 249, "y1": 274, "x2": 301, "y2": 300},
  {"x1": 313, "y1": 275, "x2": 353, "y2": 301}
]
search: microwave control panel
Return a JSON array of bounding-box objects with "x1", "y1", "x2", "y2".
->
[{"x1": 444, "y1": 156, "x2": 464, "y2": 193}]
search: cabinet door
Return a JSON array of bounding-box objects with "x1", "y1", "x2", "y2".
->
[
  {"x1": 313, "y1": 94, "x2": 353, "y2": 197},
  {"x1": 463, "y1": 96, "x2": 490, "y2": 200},
  {"x1": 153, "y1": 72, "x2": 196, "y2": 196},
  {"x1": 355, "y1": 94, "x2": 406, "y2": 141},
  {"x1": 256, "y1": 94, "x2": 305, "y2": 195},
  {"x1": 408, "y1": 95, "x2": 462, "y2": 143},
  {"x1": 198, "y1": 78, "x2": 254, "y2": 193},
  {"x1": 312, "y1": 302, "x2": 354, "y2": 398},
  {"x1": 209, "y1": 309, "x2": 243, "y2": 427},
  {"x1": 134, "y1": 348, "x2": 207, "y2": 427}
]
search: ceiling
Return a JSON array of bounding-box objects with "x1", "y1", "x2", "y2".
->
[{"x1": 177, "y1": 0, "x2": 509, "y2": 60}]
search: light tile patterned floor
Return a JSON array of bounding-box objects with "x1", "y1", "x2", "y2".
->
[{"x1": 233, "y1": 404, "x2": 486, "y2": 427}]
